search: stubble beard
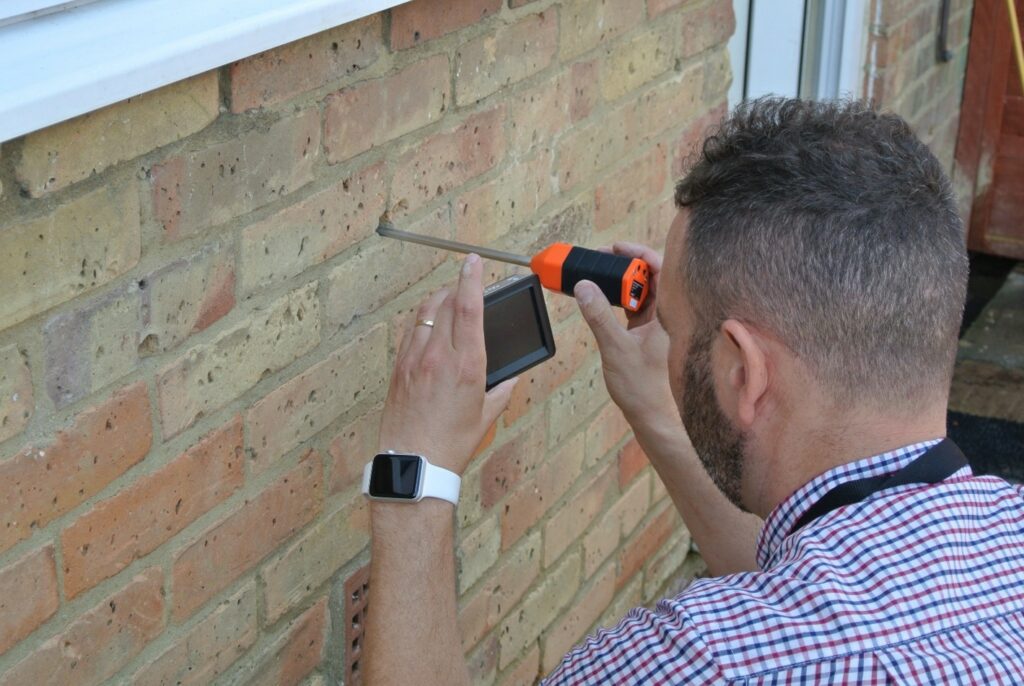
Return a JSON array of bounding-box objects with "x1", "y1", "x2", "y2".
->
[{"x1": 679, "y1": 329, "x2": 750, "y2": 513}]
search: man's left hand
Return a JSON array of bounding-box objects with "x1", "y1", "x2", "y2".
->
[{"x1": 378, "y1": 254, "x2": 518, "y2": 476}]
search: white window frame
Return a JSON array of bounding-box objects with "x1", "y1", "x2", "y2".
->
[
  {"x1": 729, "y1": 0, "x2": 868, "y2": 107},
  {"x1": 0, "y1": 0, "x2": 410, "y2": 143}
]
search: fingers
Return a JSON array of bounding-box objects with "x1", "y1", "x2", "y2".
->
[
  {"x1": 574, "y1": 280, "x2": 628, "y2": 355},
  {"x1": 452, "y1": 254, "x2": 484, "y2": 353},
  {"x1": 405, "y1": 288, "x2": 450, "y2": 363},
  {"x1": 482, "y1": 377, "x2": 518, "y2": 426}
]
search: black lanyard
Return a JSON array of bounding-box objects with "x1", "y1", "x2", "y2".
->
[{"x1": 789, "y1": 438, "x2": 969, "y2": 536}]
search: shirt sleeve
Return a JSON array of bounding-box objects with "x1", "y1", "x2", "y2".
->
[{"x1": 541, "y1": 599, "x2": 725, "y2": 685}]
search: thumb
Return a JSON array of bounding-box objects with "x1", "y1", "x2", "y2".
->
[
  {"x1": 574, "y1": 280, "x2": 626, "y2": 355},
  {"x1": 482, "y1": 377, "x2": 518, "y2": 426}
]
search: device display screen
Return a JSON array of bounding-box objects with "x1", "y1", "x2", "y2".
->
[
  {"x1": 482, "y1": 275, "x2": 556, "y2": 390},
  {"x1": 368, "y1": 454, "x2": 421, "y2": 499},
  {"x1": 485, "y1": 292, "x2": 546, "y2": 373}
]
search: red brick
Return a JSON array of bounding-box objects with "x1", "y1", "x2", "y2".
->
[
  {"x1": 329, "y1": 406, "x2": 383, "y2": 494},
  {"x1": 541, "y1": 564, "x2": 615, "y2": 672},
  {"x1": 467, "y1": 633, "x2": 499, "y2": 684},
  {"x1": 543, "y1": 467, "x2": 615, "y2": 567},
  {"x1": 132, "y1": 583, "x2": 258, "y2": 685},
  {"x1": 343, "y1": 564, "x2": 369, "y2": 685},
  {"x1": 480, "y1": 423, "x2": 546, "y2": 509},
  {"x1": 500, "y1": 434, "x2": 585, "y2": 550},
  {"x1": 595, "y1": 143, "x2": 668, "y2": 233},
  {"x1": 390, "y1": 0, "x2": 502, "y2": 49},
  {"x1": 0, "y1": 382, "x2": 152, "y2": 554},
  {"x1": 672, "y1": 100, "x2": 727, "y2": 178},
  {"x1": 231, "y1": 15, "x2": 383, "y2": 112},
  {"x1": 570, "y1": 60, "x2": 600, "y2": 121},
  {"x1": 455, "y1": 12, "x2": 558, "y2": 105},
  {"x1": 324, "y1": 54, "x2": 450, "y2": 164},
  {"x1": 680, "y1": 0, "x2": 735, "y2": 59},
  {"x1": 246, "y1": 325, "x2": 387, "y2": 473},
  {"x1": 505, "y1": 316, "x2": 593, "y2": 424},
  {"x1": 61, "y1": 418, "x2": 244, "y2": 599},
  {"x1": 171, "y1": 454, "x2": 322, "y2": 620},
  {"x1": 617, "y1": 505, "x2": 677, "y2": 588},
  {"x1": 151, "y1": 109, "x2": 320, "y2": 242},
  {"x1": 0, "y1": 545, "x2": 58, "y2": 655},
  {"x1": 459, "y1": 532, "x2": 541, "y2": 651},
  {"x1": 392, "y1": 107, "x2": 506, "y2": 212},
  {"x1": 0, "y1": 568, "x2": 164, "y2": 686},
  {"x1": 245, "y1": 598, "x2": 329, "y2": 686},
  {"x1": 617, "y1": 438, "x2": 649, "y2": 487},
  {"x1": 585, "y1": 402, "x2": 631, "y2": 465},
  {"x1": 146, "y1": 241, "x2": 236, "y2": 347},
  {"x1": 474, "y1": 420, "x2": 498, "y2": 458}
]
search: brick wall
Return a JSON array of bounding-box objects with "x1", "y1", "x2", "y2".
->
[
  {"x1": 0, "y1": 0, "x2": 728, "y2": 682},
  {"x1": 865, "y1": 0, "x2": 974, "y2": 172}
]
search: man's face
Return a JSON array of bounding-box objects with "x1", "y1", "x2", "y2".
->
[{"x1": 659, "y1": 212, "x2": 749, "y2": 511}]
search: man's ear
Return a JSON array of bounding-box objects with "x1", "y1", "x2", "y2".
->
[{"x1": 717, "y1": 319, "x2": 769, "y2": 429}]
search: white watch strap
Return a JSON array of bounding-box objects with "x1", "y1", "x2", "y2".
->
[
  {"x1": 362, "y1": 455, "x2": 461, "y2": 505},
  {"x1": 420, "y1": 459, "x2": 461, "y2": 505}
]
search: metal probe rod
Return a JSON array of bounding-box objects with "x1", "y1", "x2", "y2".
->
[{"x1": 377, "y1": 221, "x2": 532, "y2": 268}]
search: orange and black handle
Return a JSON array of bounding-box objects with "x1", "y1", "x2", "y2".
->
[{"x1": 530, "y1": 243, "x2": 651, "y2": 312}]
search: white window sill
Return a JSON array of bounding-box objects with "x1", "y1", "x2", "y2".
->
[{"x1": 0, "y1": 0, "x2": 408, "y2": 143}]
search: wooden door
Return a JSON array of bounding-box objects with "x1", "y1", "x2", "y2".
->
[{"x1": 955, "y1": 0, "x2": 1024, "y2": 259}]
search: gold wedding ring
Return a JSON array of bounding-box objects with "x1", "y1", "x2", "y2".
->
[{"x1": 415, "y1": 319, "x2": 435, "y2": 328}]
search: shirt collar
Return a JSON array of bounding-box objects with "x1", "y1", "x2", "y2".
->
[{"x1": 755, "y1": 439, "x2": 949, "y2": 570}]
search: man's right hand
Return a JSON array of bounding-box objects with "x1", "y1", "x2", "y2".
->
[
  {"x1": 575, "y1": 241, "x2": 762, "y2": 575},
  {"x1": 573, "y1": 242, "x2": 677, "y2": 429}
]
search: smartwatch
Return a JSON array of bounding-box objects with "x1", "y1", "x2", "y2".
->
[{"x1": 362, "y1": 452, "x2": 461, "y2": 505}]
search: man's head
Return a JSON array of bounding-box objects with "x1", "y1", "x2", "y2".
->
[{"x1": 658, "y1": 98, "x2": 968, "y2": 512}]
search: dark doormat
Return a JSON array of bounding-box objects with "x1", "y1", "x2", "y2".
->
[{"x1": 947, "y1": 411, "x2": 1024, "y2": 483}]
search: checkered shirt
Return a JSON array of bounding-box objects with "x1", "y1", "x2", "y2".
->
[{"x1": 543, "y1": 440, "x2": 1024, "y2": 684}]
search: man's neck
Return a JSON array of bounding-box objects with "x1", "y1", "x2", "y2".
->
[{"x1": 743, "y1": 401, "x2": 949, "y2": 519}]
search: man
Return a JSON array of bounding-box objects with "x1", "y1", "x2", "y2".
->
[{"x1": 363, "y1": 98, "x2": 1024, "y2": 683}]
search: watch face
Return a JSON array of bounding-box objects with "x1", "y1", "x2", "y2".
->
[{"x1": 368, "y1": 454, "x2": 423, "y2": 499}]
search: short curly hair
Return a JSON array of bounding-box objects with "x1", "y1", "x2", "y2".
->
[{"x1": 675, "y1": 97, "x2": 968, "y2": 405}]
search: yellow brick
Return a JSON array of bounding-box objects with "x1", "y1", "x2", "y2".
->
[
  {"x1": 17, "y1": 73, "x2": 219, "y2": 196},
  {"x1": 0, "y1": 182, "x2": 140, "y2": 331},
  {"x1": 560, "y1": 0, "x2": 644, "y2": 60},
  {"x1": 0, "y1": 345, "x2": 32, "y2": 443},
  {"x1": 498, "y1": 550, "x2": 581, "y2": 669},
  {"x1": 600, "y1": 22, "x2": 677, "y2": 102}
]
